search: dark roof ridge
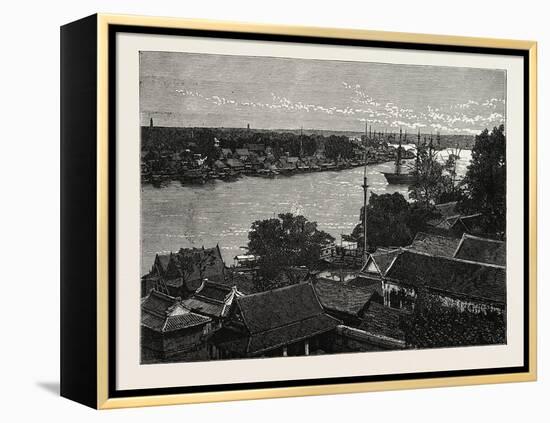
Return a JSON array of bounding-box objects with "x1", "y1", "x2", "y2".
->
[
  {"x1": 148, "y1": 289, "x2": 179, "y2": 302},
  {"x1": 412, "y1": 231, "x2": 456, "y2": 242},
  {"x1": 239, "y1": 281, "x2": 309, "y2": 299},
  {"x1": 461, "y1": 233, "x2": 505, "y2": 244},
  {"x1": 398, "y1": 248, "x2": 506, "y2": 269},
  {"x1": 200, "y1": 279, "x2": 235, "y2": 290}
]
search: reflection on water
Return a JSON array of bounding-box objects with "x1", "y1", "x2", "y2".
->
[{"x1": 141, "y1": 151, "x2": 471, "y2": 275}]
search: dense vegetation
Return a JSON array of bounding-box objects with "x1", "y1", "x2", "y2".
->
[
  {"x1": 141, "y1": 126, "x2": 356, "y2": 162},
  {"x1": 400, "y1": 291, "x2": 506, "y2": 348},
  {"x1": 350, "y1": 193, "x2": 435, "y2": 250},
  {"x1": 459, "y1": 124, "x2": 506, "y2": 237},
  {"x1": 246, "y1": 213, "x2": 334, "y2": 287}
]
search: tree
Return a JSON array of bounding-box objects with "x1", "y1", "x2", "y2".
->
[
  {"x1": 459, "y1": 125, "x2": 506, "y2": 236},
  {"x1": 247, "y1": 213, "x2": 334, "y2": 281},
  {"x1": 350, "y1": 193, "x2": 435, "y2": 250},
  {"x1": 175, "y1": 247, "x2": 217, "y2": 296},
  {"x1": 408, "y1": 141, "x2": 453, "y2": 207}
]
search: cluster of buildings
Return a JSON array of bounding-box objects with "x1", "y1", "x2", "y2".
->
[
  {"x1": 140, "y1": 130, "x2": 410, "y2": 185},
  {"x1": 140, "y1": 201, "x2": 506, "y2": 363}
]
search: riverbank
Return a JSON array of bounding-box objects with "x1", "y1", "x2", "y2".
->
[{"x1": 141, "y1": 156, "x2": 390, "y2": 187}]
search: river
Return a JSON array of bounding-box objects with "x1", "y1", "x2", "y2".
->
[{"x1": 141, "y1": 150, "x2": 471, "y2": 275}]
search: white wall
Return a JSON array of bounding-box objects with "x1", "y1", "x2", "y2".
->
[{"x1": 0, "y1": 0, "x2": 547, "y2": 421}]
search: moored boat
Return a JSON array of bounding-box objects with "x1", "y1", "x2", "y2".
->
[{"x1": 382, "y1": 129, "x2": 417, "y2": 185}]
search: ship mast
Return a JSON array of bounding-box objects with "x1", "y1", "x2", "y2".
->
[
  {"x1": 396, "y1": 128, "x2": 403, "y2": 175},
  {"x1": 362, "y1": 121, "x2": 369, "y2": 264},
  {"x1": 299, "y1": 126, "x2": 303, "y2": 158},
  {"x1": 362, "y1": 141, "x2": 369, "y2": 265}
]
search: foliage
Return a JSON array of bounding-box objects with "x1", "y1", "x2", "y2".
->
[
  {"x1": 247, "y1": 213, "x2": 334, "y2": 282},
  {"x1": 400, "y1": 291, "x2": 506, "y2": 348},
  {"x1": 174, "y1": 248, "x2": 217, "y2": 295},
  {"x1": 350, "y1": 193, "x2": 435, "y2": 250},
  {"x1": 408, "y1": 143, "x2": 453, "y2": 207},
  {"x1": 459, "y1": 125, "x2": 506, "y2": 236},
  {"x1": 141, "y1": 126, "x2": 359, "y2": 162},
  {"x1": 324, "y1": 135, "x2": 355, "y2": 160}
]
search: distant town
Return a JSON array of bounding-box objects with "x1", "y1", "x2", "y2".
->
[
  {"x1": 141, "y1": 121, "x2": 507, "y2": 364},
  {"x1": 141, "y1": 120, "x2": 469, "y2": 186}
]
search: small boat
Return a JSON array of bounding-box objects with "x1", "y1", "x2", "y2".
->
[{"x1": 256, "y1": 169, "x2": 279, "y2": 178}]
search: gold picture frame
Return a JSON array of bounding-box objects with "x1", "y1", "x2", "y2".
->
[{"x1": 60, "y1": 13, "x2": 537, "y2": 409}]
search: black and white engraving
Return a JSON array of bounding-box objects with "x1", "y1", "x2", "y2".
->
[{"x1": 139, "y1": 51, "x2": 507, "y2": 364}]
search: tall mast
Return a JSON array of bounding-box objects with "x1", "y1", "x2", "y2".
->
[
  {"x1": 396, "y1": 128, "x2": 403, "y2": 175},
  {"x1": 300, "y1": 126, "x2": 303, "y2": 157},
  {"x1": 362, "y1": 148, "x2": 369, "y2": 264}
]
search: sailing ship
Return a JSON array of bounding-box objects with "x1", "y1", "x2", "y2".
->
[{"x1": 382, "y1": 128, "x2": 416, "y2": 185}]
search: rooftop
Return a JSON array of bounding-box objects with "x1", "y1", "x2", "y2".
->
[
  {"x1": 141, "y1": 290, "x2": 211, "y2": 333},
  {"x1": 386, "y1": 250, "x2": 506, "y2": 303},
  {"x1": 236, "y1": 283, "x2": 336, "y2": 334},
  {"x1": 360, "y1": 301, "x2": 406, "y2": 342},
  {"x1": 408, "y1": 232, "x2": 461, "y2": 257},
  {"x1": 362, "y1": 248, "x2": 401, "y2": 276},
  {"x1": 454, "y1": 233, "x2": 506, "y2": 266},
  {"x1": 182, "y1": 280, "x2": 241, "y2": 318},
  {"x1": 313, "y1": 279, "x2": 377, "y2": 316}
]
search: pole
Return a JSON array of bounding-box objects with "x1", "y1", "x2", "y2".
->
[{"x1": 362, "y1": 152, "x2": 368, "y2": 264}]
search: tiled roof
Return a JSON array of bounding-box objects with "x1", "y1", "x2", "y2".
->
[
  {"x1": 196, "y1": 280, "x2": 234, "y2": 302},
  {"x1": 181, "y1": 280, "x2": 240, "y2": 318},
  {"x1": 347, "y1": 278, "x2": 383, "y2": 297},
  {"x1": 409, "y1": 232, "x2": 461, "y2": 257},
  {"x1": 246, "y1": 314, "x2": 340, "y2": 355},
  {"x1": 141, "y1": 289, "x2": 178, "y2": 315},
  {"x1": 163, "y1": 312, "x2": 211, "y2": 332},
  {"x1": 236, "y1": 283, "x2": 327, "y2": 334},
  {"x1": 141, "y1": 290, "x2": 211, "y2": 333},
  {"x1": 360, "y1": 301, "x2": 405, "y2": 342},
  {"x1": 426, "y1": 202, "x2": 461, "y2": 228},
  {"x1": 210, "y1": 314, "x2": 340, "y2": 356},
  {"x1": 454, "y1": 234, "x2": 506, "y2": 266},
  {"x1": 147, "y1": 246, "x2": 225, "y2": 287},
  {"x1": 313, "y1": 279, "x2": 376, "y2": 316},
  {"x1": 386, "y1": 250, "x2": 506, "y2": 303},
  {"x1": 181, "y1": 298, "x2": 225, "y2": 318}
]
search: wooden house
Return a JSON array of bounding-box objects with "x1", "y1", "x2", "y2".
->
[
  {"x1": 141, "y1": 290, "x2": 213, "y2": 363},
  {"x1": 382, "y1": 249, "x2": 506, "y2": 315},
  {"x1": 209, "y1": 283, "x2": 341, "y2": 359}
]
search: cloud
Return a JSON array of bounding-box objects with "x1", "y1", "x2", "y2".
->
[{"x1": 175, "y1": 83, "x2": 505, "y2": 134}]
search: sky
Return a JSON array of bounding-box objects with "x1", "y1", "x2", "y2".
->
[{"x1": 139, "y1": 51, "x2": 506, "y2": 135}]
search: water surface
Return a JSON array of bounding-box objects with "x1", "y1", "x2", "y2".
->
[{"x1": 141, "y1": 150, "x2": 471, "y2": 274}]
